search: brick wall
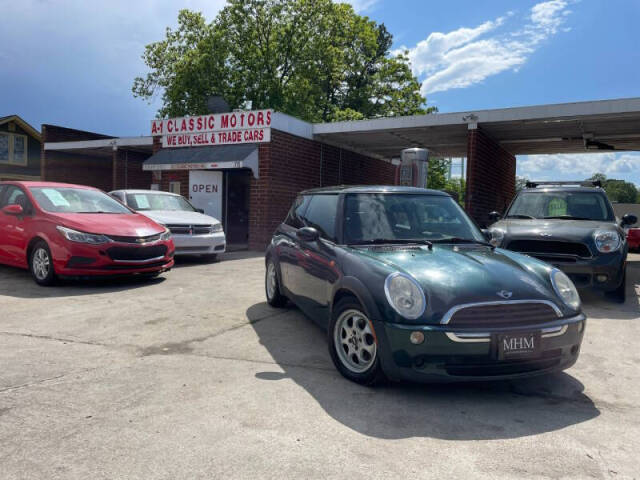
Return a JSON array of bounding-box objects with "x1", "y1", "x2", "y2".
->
[
  {"x1": 42, "y1": 124, "x2": 151, "y2": 191},
  {"x1": 248, "y1": 129, "x2": 396, "y2": 249},
  {"x1": 465, "y1": 127, "x2": 516, "y2": 227}
]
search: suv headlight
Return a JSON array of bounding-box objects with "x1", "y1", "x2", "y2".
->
[
  {"x1": 211, "y1": 223, "x2": 223, "y2": 233},
  {"x1": 593, "y1": 230, "x2": 621, "y2": 253},
  {"x1": 551, "y1": 269, "x2": 581, "y2": 311},
  {"x1": 160, "y1": 228, "x2": 172, "y2": 241},
  {"x1": 56, "y1": 226, "x2": 111, "y2": 245},
  {"x1": 489, "y1": 228, "x2": 505, "y2": 247},
  {"x1": 384, "y1": 272, "x2": 426, "y2": 319}
]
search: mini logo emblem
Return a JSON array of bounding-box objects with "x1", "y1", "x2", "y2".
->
[{"x1": 497, "y1": 290, "x2": 513, "y2": 299}]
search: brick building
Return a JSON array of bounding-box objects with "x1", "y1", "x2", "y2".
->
[{"x1": 41, "y1": 98, "x2": 640, "y2": 250}]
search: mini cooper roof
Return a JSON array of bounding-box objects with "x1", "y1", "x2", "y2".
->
[{"x1": 299, "y1": 185, "x2": 450, "y2": 196}]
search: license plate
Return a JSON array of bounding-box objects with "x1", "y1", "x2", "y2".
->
[{"x1": 495, "y1": 332, "x2": 541, "y2": 360}]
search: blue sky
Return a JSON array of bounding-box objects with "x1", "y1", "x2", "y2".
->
[{"x1": 1, "y1": 0, "x2": 639, "y2": 184}]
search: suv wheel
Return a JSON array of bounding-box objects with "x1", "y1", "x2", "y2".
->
[
  {"x1": 30, "y1": 241, "x2": 56, "y2": 286},
  {"x1": 328, "y1": 297, "x2": 385, "y2": 386},
  {"x1": 606, "y1": 267, "x2": 626, "y2": 304}
]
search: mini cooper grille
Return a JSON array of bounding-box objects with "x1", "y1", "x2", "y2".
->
[
  {"x1": 448, "y1": 302, "x2": 559, "y2": 328},
  {"x1": 106, "y1": 245, "x2": 168, "y2": 262},
  {"x1": 505, "y1": 240, "x2": 591, "y2": 258},
  {"x1": 166, "y1": 224, "x2": 213, "y2": 235},
  {"x1": 107, "y1": 233, "x2": 162, "y2": 244}
]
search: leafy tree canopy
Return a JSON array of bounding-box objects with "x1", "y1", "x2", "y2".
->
[
  {"x1": 133, "y1": 0, "x2": 434, "y2": 122},
  {"x1": 587, "y1": 173, "x2": 638, "y2": 203}
]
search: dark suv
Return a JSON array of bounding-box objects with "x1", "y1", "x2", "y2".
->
[{"x1": 488, "y1": 181, "x2": 637, "y2": 302}]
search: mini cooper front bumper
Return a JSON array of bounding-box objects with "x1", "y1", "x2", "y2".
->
[{"x1": 376, "y1": 313, "x2": 586, "y2": 383}]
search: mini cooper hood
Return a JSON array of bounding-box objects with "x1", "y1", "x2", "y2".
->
[
  {"x1": 49, "y1": 212, "x2": 165, "y2": 237},
  {"x1": 351, "y1": 244, "x2": 556, "y2": 306},
  {"x1": 494, "y1": 219, "x2": 618, "y2": 240},
  {"x1": 137, "y1": 210, "x2": 220, "y2": 226}
]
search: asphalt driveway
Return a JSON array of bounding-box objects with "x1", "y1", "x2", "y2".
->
[{"x1": 0, "y1": 253, "x2": 639, "y2": 479}]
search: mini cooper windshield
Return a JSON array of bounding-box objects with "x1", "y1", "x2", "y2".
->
[
  {"x1": 344, "y1": 193, "x2": 486, "y2": 245},
  {"x1": 506, "y1": 191, "x2": 614, "y2": 221},
  {"x1": 30, "y1": 187, "x2": 132, "y2": 214}
]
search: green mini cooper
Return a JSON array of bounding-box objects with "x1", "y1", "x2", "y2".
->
[{"x1": 265, "y1": 186, "x2": 586, "y2": 385}]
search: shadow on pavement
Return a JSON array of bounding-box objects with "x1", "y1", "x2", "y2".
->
[
  {"x1": 172, "y1": 251, "x2": 263, "y2": 268},
  {"x1": 0, "y1": 264, "x2": 166, "y2": 299},
  {"x1": 247, "y1": 302, "x2": 600, "y2": 441}
]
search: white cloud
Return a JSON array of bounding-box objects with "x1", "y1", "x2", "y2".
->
[
  {"x1": 517, "y1": 152, "x2": 640, "y2": 184},
  {"x1": 400, "y1": 0, "x2": 573, "y2": 95}
]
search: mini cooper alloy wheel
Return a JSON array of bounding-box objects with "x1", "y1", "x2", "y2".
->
[
  {"x1": 334, "y1": 309, "x2": 377, "y2": 373},
  {"x1": 266, "y1": 262, "x2": 277, "y2": 300}
]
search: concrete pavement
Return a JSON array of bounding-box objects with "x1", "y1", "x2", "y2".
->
[{"x1": 0, "y1": 253, "x2": 639, "y2": 479}]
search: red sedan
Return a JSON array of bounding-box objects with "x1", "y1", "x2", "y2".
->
[
  {"x1": 0, "y1": 181, "x2": 174, "y2": 285},
  {"x1": 627, "y1": 227, "x2": 640, "y2": 252}
]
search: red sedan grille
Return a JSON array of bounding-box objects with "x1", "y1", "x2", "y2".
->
[
  {"x1": 448, "y1": 302, "x2": 559, "y2": 328},
  {"x1": 106, "y1": 245, "x2": 168, "y2": 262}
]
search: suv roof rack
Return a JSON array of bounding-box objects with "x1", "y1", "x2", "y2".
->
[{"x1": 525, "y1": 180, "x2": 602, "y2": 189}]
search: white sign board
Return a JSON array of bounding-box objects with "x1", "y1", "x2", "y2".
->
[
  {"x1": 151, "y1": 109, "x2": 272, "y2": 148},
  {"x1": 188, "y1": 170, "x2": 223, "y2": 221}
]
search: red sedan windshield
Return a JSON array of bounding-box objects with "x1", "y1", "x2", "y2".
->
[{"x1": 29, "y1": 187, "x2": 132, "y2": 214}]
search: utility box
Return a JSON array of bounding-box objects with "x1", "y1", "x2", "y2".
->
[{"x1": 396, "y1": 148, "x2": 429, "y2": 187}]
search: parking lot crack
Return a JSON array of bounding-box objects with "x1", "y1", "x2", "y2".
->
[
  {"x1": 0, "y1": 367, "x2": 100, "y2": 394},
  {"x1": 0, "y1": 331, "x2": 108, "y2": 348}
]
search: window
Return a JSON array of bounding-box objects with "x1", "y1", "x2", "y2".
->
[
  {"x1": 29, "y1": 187, "x2": 131, "y2": 214},
  {"x1": 507, "y1": 191, "x2": 612, "y2": 221},
  {"x1": 303, "y1": 194, "x2": 339, "y2": 240},
  {"x1": 169, "y1": 182, "x2": 181, "y2": 195},
  {"x1": 0, "y1": 132, "x2": 28, "y2": 166},
  {"x1": 284, "y1": 195, "x2": 311, "y2": 228},
  {"x1": 1, "y1": 185, "x2": 32, "y2": 214},
  {"x1": 126, "y1": 192, "x2": 196, "y2": 212},
  {"x1": 343, "y1": 193, "x2": 482, "y2": 243}
]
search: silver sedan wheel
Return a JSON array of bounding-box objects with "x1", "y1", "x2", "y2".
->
[
  {"x1": 334, "y1": 309, "x2": 377, "y2": 374},
  {"x1": 32, "y1": 248, "x2": 51, "y2": 281},
  {"x1": 266, "y1": 262, "x2": 277, "y2": 300}
]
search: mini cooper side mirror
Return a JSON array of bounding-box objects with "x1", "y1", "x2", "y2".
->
[
  {"x1": 488, "y1": 211, "x2": 502, "y2": 222},
  {"x1": 621, "y1": 214, "x2": 638, "y2": 227},
  {"x1": 297, "y1": 226, "x2": 320, "y2": 242},
  {"x1": 2, "y1": 204, "x2": 24, "y2": 216},
  {"x1": 481, "y1": 229, "x2": 492, "y2": 242}
]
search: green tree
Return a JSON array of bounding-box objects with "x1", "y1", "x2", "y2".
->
[
  {"x1": 426, "y1": 157, "x2": 450, "y2": 190},
  {"x1": 587, "y1": 173, "x2": 638, "y2": 203},
  {"x1": 133, "y1": 1, "x2": 434, "y2": 121},
  {"x1": 515, "y1": 176, "x2": 529, "y2": 192}
]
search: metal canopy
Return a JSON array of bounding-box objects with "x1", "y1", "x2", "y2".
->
[
  {"x1": 312, "y1": 97, "x2": 640, "y2": 159},
  {"x1": 143, "y1": 144, "x2": 260, "y2": 178}
]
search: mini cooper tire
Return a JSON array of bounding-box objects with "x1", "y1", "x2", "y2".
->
[
  {"x1": 328, "y1": 297, "x2": 385, "y2": 386},
  {"x1": 265, "y1": 259, "x2": 287, "y2": 307},
  {"x1": 29, "y1": 241, "x2": 56, "y2": 286}
]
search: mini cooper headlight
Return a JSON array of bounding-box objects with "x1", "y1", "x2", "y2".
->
[
  {"x1": 384, "y1": 272, "x2": 426, "y2": 319},
  {"x1": 593, "y1": 230, "x2": 621, "y2": 253},
  {"x1": 56, "y1": 226, "x2": 111, "y2": 245},
  {"x1": 211, "y1": 223, "x2": 223, "y2": 233},
  {"x1": 160, "y1": 228, "x2": 172, "y2": 241},
  {"x1": 489, "y1": 228, "x2": 505, "y2": 247},
  {"x1": 551, "y1": 268, "x2": 581, "y2": 311}
]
